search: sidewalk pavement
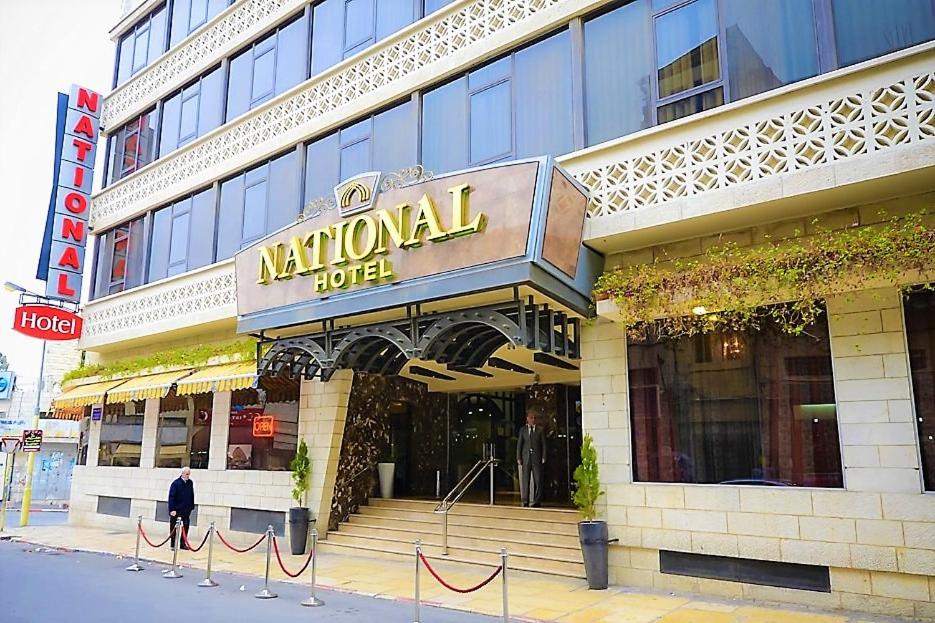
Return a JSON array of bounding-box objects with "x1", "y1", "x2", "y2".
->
[{"x1": 3, "y1": 522, "x2": 912, "y2": 623}]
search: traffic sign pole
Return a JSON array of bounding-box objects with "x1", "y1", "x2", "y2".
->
[{"x1": 20, "y1": 339, "x2": 46, "y2": 527}]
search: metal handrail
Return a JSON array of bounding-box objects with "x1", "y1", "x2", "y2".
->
[{"x1": 434, "y1": 443, "x2": 499, "y2": 555}]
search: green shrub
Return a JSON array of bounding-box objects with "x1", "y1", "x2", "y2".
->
[
  {"x1": 290, "y1": 440, "x2": 311, "y2": 507},
  {"x1": 573, "y1": 434, "x2": 604, "y2": 521}
]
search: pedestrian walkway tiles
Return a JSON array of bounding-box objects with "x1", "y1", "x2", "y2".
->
[{"x1": 4, "y1": 524, "x2": 913, "y2": 623}]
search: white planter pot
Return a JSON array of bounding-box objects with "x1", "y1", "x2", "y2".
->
[{"x1": 377, "y1": 462, "x2": 395, "y2": 499}]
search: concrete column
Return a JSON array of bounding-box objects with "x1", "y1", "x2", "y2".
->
[
  {"x1": 580, "y1": 320, "x2": 633, "y2": 502},
  {"x1": 298, "y1": 370, "x2": 353, "y2": 537},
  {"x1": 86, "y1": 404, "x2": 102, "y2": 467},
  {"x1": 208, "y1": 391, "x2": 231, "y2": 470},
  {"x1": 139, "y1": 398, "x2": 160, "y2": 469},
  {"x1": 827, "y1": 287, "x2": 923, "y2": 493}
]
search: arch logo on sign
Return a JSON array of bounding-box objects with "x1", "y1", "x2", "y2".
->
[{"x1": 13, "y1": 305, "x2": 83, "y2": 341}]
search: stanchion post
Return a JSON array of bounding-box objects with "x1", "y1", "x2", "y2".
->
[
  {"x1": 413, "y1": 540, "x2": 422, "y2": 623},
  {"x1": 441, "y1": 510, "x2": 448, "y2": 556},
  {"x1": 254, "y1": 525, "x2": 278, "y2": 599},
  {"x1": 164, "y1": 517, "x2": 183, "y2": 579},
  {"x1": 126, "y1": 515, "x2": 144, "y2": 572},
  {"x1": 500, "y1": 547, "x2": 509, "y2": 623},
  {"x1": 198, "y1": 522, "x2": 219, "y2": 587},
  {"x1": 301, "y1": 528, "x2": 324, "y2": 607}
]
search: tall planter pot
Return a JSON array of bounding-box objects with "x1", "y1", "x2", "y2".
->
[
  {"x1": 578, "y1": 520, "x2": 609, "y2": 590},
  {"x1": 288, "y1": 507, "x2": 313, "y2": 555},
  {"x1": 377, "y1": 462, "x2": 395, "y2": 499}
]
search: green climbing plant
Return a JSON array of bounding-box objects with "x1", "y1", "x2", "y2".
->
[
  {"x1": 63, "y1": 339, "x2": 257, "y2": 383},
  {"x1": 290, "y1": 439, "x2": 311, "y2": 507},
  {"x1": 573, "y1": 434, "x2": 604, "y2": 522},
  {"x1": 594, "y1": 211, "x2": 935, "y2": 341}
]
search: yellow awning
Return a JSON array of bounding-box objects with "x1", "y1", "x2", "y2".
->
[
  {"x1": 175, "y1": 362, "x2": 257, "y2": 395},
  {"x1": 53, "y1": 379, "x2": 128, "y2": 408},
  {"x1": 105, "y1": 370, "x2": 194, "y2": 403}
]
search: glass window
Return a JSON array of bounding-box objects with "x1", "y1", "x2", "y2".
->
[
  {"x1": 170, "y1": 0, "x2": 231, "y2": 47},
  {"x1": 905, "y1": 288, "x2": 935, "y2": 491},
  {"x1": 584, "y1": 0, "x2": 654, "y2": 145},
  {"x1": 188, "y1": 187, "x2": 217, "y2": 270},
  {"x1": 149, "y1": 206, "x2": 172, "y2": 282},
  {"x1": 92, "y1": 216, "x2": 146, "y2": 299},
  {"x1": 312, "y1": 0, "x2": 415, "y2": 74},
  {"x1": 422, "y1": 77, "x2": 468, "y2": 175},
  {"x1": 149, "y1": 188, "x2": 216, "y2": 281},
  {"x1": 514, "y1": 30, "x2": 573, "y2": 159},
  {"x1": 227, "y1": 378, "x2": 299, "y2": 471},
  {"x1": 156, "y1": 391, "x2": 211, "y2": 469},
  {"x1": 226, "y1": 15, "x2": 310, "y2": 120},
  {"x1": 722, "y1": 0, "x2": 819, "y2": 101},
  {"x1": 217, "y1": 152, "x2": 298, "y2": 260},
  {"x1": 832, "y1": 0, "x2": 935, "y2": 67},
  {"x1": 424, "y1": 0, "x2": 454, "y2": 14},
  {"x1": 655, "y1": 0, "x2": 721, "y2": 98},
  {"x1": 179, "y1": 87, "x2": 199, "y2": 143},
  {"x1": 628, "y1": 310, "x2": 842, "y2": 487},
  {"x1": 115, "y1": 5, "x2": 169, "y2": 85},
  {"x1": 109, "y1": 226, "x2": 130, "y2": 293},
  {"x1": 470, "y1": 82, "x2": 512, "y2": 164},
  {"x1": 304, "y1": 100, "x2": 415, "y2": 202},
  {"x1": 108, "y1": 109, "x2": 157, "y2": 184},
  {"x1": 657, "y1": 86, "x2": 723, "y2": 123},
  {"x1": 159, "y1": 65, "x2": 226, "y2": 157},
  {"x1": 98, "y1": 401, "x2": 145, "y2": 467},
  {"x1": 168, "y1": 209, "x2": 191, "y2": 275}
]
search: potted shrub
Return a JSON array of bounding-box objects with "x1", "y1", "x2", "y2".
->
[
  {"x1": 573, "y1": 434, "x2": 608, "y2": 589},
  {"x1": 288, "y1": 440, "x2": 313, "y2": 555}
]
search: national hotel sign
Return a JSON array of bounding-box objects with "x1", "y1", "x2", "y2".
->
[
  {"x1": 235, "y1": 158, "x2": 602, "y2": 332},
  {"x1": 253, "y1": 175, "x2": 487, "y2": 293}
]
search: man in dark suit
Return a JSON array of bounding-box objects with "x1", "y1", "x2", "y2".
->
[
  {"x1": 516, "y1": 410, "x2": 546, "y2": 507},
  {"x1": 167, "y1": 467, "x2": 195, "y2": 549}
]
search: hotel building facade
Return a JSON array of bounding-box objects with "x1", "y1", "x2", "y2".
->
[{"x1": 60, "y1": 0, "x2": 935, "y2": 618}]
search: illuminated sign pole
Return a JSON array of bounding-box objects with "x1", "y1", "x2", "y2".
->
[{"x1": 12, "y1": 83, "x2": 100, "y2": 528}]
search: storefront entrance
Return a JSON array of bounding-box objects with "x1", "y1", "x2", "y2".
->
[{"x1": 389, "y1": 384, "x2": 582, "y2": 507}]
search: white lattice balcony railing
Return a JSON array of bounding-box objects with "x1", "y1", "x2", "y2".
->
[
  {"x1": 91, "y1": 0, "x2": 605, "y2": 231},
  {"x1": 79, "y1": 260, "x2": 237, "y2": 350},
  {"x1": 562, "y1": 43, "x2": 935, "y2": 250}
]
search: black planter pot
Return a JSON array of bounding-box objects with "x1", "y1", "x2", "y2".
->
[
  {"x1": 288, "y1": 507, "x2": 312, "y2": 555},
  {"x1": 578, "y1": 520, "x2": 609, "y2": 590}
]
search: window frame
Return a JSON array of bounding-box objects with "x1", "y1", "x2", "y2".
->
[{"x1": 114, "y1": 3, "x2": 170, "y2": 87}]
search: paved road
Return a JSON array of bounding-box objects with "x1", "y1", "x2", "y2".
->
[{"x1": 0, "y1": 540, "x2": 498, "y2": 623}]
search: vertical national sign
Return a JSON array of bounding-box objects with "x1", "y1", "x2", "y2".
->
[{"x1": 41, "y1": 85, "x2": 102, "y2": 302}]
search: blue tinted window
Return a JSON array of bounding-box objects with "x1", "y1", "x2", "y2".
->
[
  {"x1": 188, "y1": 188, "x2": 217, "y2": 270},
  {"x1": 722, "y1": 0, "x2": 819, "y2": 100},
  {"x1": 242, "y1": 177, "x2": 268, "y2": 242},
  {"x1": 376, "y1": 0, "x2": 414, "y2": 40},
  {"x1": 372, "y1": 101, "x2": 416, "y2": 174},
  {"x1": 190, "y1": 0, "x2": 209, "y2": 28},
  {"x1": 584, "y1": 0, "x2": 654, "y2": 145},
  {"x1": 514, "y1": 30, "x2": 573, "y2": 159},
  {"x1": 159, "y1": 65, "x2": 225, "y2": 158},
  {"x1": 341, "y1": 138, "x2": 370, "y2": 179},
  {"x1": 217, "y1": 176, "x2": 245, "y2": 260},
  {"x1": 311, "y1": 0, "x2": 415, "y2": 74},
  {"x1": 171, "y1": 0, "x2": 231, "y2": 46},
  {"x1": 469, "y1": 81, "x2": 512, "y2": 164},
  {"x1": 159, "y1": 92, "x2": 182, "y2": 156},
  {"x1": 268, "y1": 151, "x2": 300, "y2": 232},
  {"x1": 346, "y1": 0, "x2": 375, "y2": 49},
  {"x1": 115, "y1": 5, "x2": 169, "y2": 85},
  {"x1": 312, "y1": 0, "x2": 343, "y2": 74},
  {"x1": 179, "y1": 86, "x2": 199, "y2": 142},
  {"x1": 422, "y1": 77, "x2": 468, "y2": 174},
  {"x1": 252, "y1": 45, "x2": 276, "y2": 103},
  {"x1": 168, "y1": 208, "x2": 191, "y2": 274},
  {"x1": 226, "y1": 50, "x2": 252, "y2": 120},
  {"x1": 149, "y1": 207, "x2": 172, "y2": 282},
  {"x1": 305, "y1": 133, "x2": 341, "y2": 203},
  {"x1": 197, "y1": 65, "x2": 225, "y2": 136},
  {"x1": 424, "y1": 0, "x2": 454, "y2": 15},
  {"x1": 833, "y1": 0, "x2": 935, "y2": 66},
  {"x1": 275, "y1": 16, "x2": 310, "y2": 96},
  {"x1": 108, "y1": 109, "x2": 158, "y2": 185},
  {"x1": 655, "y1": 0, "x2": 720, "y2": 98}
]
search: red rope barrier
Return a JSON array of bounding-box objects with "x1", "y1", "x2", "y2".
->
[
  {"x1": 270, "y1": 535, "x2": 315, "y2": 578},
  {"x1": 215, "y1": 529, "x2": 267, "y2": 553},
  {"x1": 138, "y1": 523, "x2": 172, "y2": 548},
  {"x1": 180, "y1": 527, "x2": 211, "y2": 553},
  {"x1": 418, "y1": 551, "x2": 501, "y2": 594}
]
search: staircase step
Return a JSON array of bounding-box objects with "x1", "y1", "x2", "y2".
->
[
  {"x1": 368, "y1": 498, "x2": 579, "y2": 522},
  {"x1": 343, "y1": 518, "x2": 581, "y2": 549},
  {"x1": 318, "y1": 537, "x2": 585, "y2": 578},
  {"x1": 337, "y1": 522, "x2": 583, "y2": 557},
  {"x1": 356, "y1": 506, "x2": 579, "y2": 535}
]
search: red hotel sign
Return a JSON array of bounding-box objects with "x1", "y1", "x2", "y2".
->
[{"x1": 13, "y1": 305, "x2": 83, "y2": 341}]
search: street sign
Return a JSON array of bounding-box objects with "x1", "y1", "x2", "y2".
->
[
  {"x1": 0, "y1": 437, "x2": 21, "y2": 453},
  {"x1": 22, "y1": 429, "x2": 43, "y2": 453},
  {"x1": 91, "y1": 406, "x2": 102, "y2": 421}
]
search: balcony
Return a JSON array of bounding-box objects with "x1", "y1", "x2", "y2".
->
[
  {"x1": 562, "y1": 43, "x2": 935, "y2": 253},
  {"x1": 79, "y1": 260, "x2": 237, "y2": 351}
]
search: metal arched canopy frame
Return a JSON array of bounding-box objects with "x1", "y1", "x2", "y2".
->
[{"x1": 253, "y1": 297, "x2": 581, "y2": 382}]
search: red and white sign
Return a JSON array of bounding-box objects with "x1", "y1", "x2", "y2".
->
[{"x1": 12, "y1": 305, "x2": 83, "y2": 341}]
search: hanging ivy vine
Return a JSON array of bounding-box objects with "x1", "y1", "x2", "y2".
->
[
  {"x1": 63, "y1": 339, "x2": 257, "y2": 383},
  {"x1": 594, "y1": 211, "x2": 935, "y2": 342}
]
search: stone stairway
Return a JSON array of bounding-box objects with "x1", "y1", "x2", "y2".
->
[{"x1": 319, "y1": 498, "x2": 585, "y2": 578}]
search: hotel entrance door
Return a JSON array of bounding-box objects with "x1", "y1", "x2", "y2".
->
[{"x1": 445, "y1": 385, "x2": 581, "y2": 507}]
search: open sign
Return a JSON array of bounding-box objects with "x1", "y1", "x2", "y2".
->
[{"x1": 252, "y1": 415, "x2": 274, "y2": 438}]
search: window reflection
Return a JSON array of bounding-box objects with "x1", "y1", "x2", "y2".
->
[
  {"x1": 655, "y1": 0, "x2": 720, "y2": 99},
  {"x1": 904, "y1": 288, "x2": 935, "y2": 491},
  {"x1": 833, "y1": 0, "x2": 935, "y2": 67},
  {"x1": 227, "y1": 378, "x2": 299, "y2": 471},
  {"x1": 628, "y1": 310, "x2": 843, "y2": 487},
  {"x1": 657, "y1": 87, "x2": 723, "y2": 123},
  {"x1": 155, "y1": 391, "x2": 211, "y2": 469},
  {"x1": 98, "y1": 401, "x2": 145, "y2": 467}
]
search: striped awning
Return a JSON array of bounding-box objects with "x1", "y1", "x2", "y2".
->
[
  {"x1": 175, "y1": 362, "x2": 257, "y2": 396},
  {"x1": 53, "y1": 379, "x2": 129, "y2": 408},
  {"x1": 49, "y1": 406, "x2": 86, "y2": 421},
  {"x1": 105, "y1": 370, "x2": 194, "y2": 404}
]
